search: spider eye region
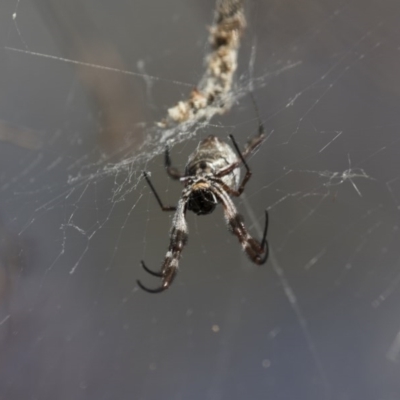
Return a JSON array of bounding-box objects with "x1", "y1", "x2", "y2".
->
[{"x1": 188, "y1": 186, "x2": 217, "y2": 215}]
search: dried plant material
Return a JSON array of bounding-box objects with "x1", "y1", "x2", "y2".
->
[{"x1": 158, "y1": 0, "x2": 246, "y2": 127}]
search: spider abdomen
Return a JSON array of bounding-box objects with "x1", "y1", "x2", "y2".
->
[{"x1": 185, "y1": 135, "x2": 240, "y2": 191}]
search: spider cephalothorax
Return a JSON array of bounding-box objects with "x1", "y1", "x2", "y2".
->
[
  {"x1": 137, "y1": 122, "x2": 269, "y2": 293},
  {"x1": 184, "y1": 135, "x2": 239, "y2": 215}
]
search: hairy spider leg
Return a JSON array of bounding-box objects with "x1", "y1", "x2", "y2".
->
[
  {"x1": 137, "y1": 197, "x2": 188, "y2": 293},
  {"x1": 212, "y1": 182, "x2": 269, "y2": 264}
]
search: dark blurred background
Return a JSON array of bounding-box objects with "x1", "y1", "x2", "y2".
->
[{"x1": 1, "y1": 0, "x2": 400, "y2": 399}]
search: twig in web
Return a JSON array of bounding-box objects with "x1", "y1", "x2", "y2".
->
[{"x1": 158, "y1": 0, "x2": 246, "y2": 127}]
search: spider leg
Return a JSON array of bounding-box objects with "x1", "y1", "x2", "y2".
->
[
  {"x1": 138, "y1": 197, "x2": 188, "y2": 293},
  {"x1": 137, "y1": 279, "x2": 165, "y2": 293},
  {"x1": 216, "y1": 92, "x2": 266, "y2": 192},
  {"x1": 242, "y1": 91, "x2": 266, "y2": 158},
  {"x1": 214, "y1": 134, "x2": 252, "y2": 196},
  {"x1": 165, "y1": 144, "x2": 183, "y2": 180},
  {"x1": 212, "y1": 183, "x2": 269, "y2": 264},
  {"x1": 228, "y1": 208, "x2": 269, "y2": 264},
  {"x1": 143, "y1": 171, "x2": 176, "y2": 211},
  {"x1": 230, "y1": 134, "x2": 253, "y2": 195},
  {"x1": 140, "y1": 260, "x2": 163, "y2": 277},
  {"x1": 137, "y1": 264, "x2": 177, "y2": 293},
  {"x1": 259, "y1": 209, "x2": 269, "y2": 264}
]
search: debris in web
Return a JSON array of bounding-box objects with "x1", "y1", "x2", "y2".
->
[{"x1": 158, "y1": 0, "x2": 246, "y2": 128}]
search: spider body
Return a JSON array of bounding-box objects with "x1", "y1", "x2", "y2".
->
[
  {"x1": 185, "y1": 135, "x2": 240, "y2": 215},
  {"x1": 137, "y1": 106, "x2": 269, "y2": 293}
]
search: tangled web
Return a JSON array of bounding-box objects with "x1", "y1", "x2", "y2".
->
[{"x1": 1, "y1": 0, "x2": 400, "y2": 399}]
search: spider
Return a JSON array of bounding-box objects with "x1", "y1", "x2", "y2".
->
[{"x1": 137, "y1": 105, "x2": 269, "y2": 293}]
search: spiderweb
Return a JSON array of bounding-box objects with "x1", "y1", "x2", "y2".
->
[{"x1": 1, "y1": 0, "x2": 400, "y2": 399}]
